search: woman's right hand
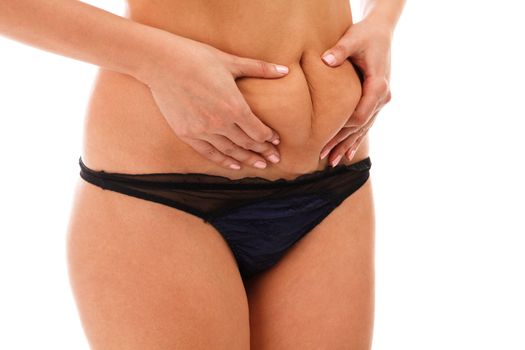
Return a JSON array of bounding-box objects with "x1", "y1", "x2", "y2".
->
[{"x1": 141, "y1": 33, "x2": 289, "y2": 170}]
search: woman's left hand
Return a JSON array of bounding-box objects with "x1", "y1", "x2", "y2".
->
[{"x1": 319, "y1": 16, "x2": 394, "y2": 166}]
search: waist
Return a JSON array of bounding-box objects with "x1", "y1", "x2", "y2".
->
[{"x1": 81, "y1": 4, "x2": 367, "y2": 180}]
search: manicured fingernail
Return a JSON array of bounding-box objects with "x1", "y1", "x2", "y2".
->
[
  {"x1": 348, "y1": 149, "x2": 357, "y2": 159},
  {"x1": 268, "y1": 154, "x2": 280, "y2": 163},
  {"x1": 229, "y1": 163, "x2": 241, "y2": 170},
  {"x1": 320, "y1": 148, "x2": 330, "y2": 160},
  {"x1": 254, "y1": 160, "x2": 267, "y2": 169},
  {"x1": 275, "y1": 65, "x2": 289, "y2": 74},
  {"x1": 271, "y1": 138, "x2": 280, "y2": 145},
  {"x1": 331, "y1": 154, "x2": 342, "y2": 167},
  {"x1": 322, "y1": 53, "x2": 336, "y2": 65}
]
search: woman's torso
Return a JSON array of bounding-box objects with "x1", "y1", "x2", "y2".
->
[{"x1": 82, "y1": 0, "x2": 369, "y2": 180}]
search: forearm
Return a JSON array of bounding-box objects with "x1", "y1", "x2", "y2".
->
[
  {"x1": 0, "y1": 0, "x2": 169, "y2": 84},
  {"x1": 360, "y1": 0, "x2": 406, "y2": 33}
]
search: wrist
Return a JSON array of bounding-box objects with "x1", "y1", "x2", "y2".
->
[
  {"x1": 356, "y1": 14, "x2": 394, "y2": 46},
  {"x1": 363, "y1": 12, "x2": 395, "y2": 36},
  {"x1": 125, "y1": 23, "x2": 180, "y2": 87},
  {"x1": 360, "y1": 0, "x2": 405, "y2": 35},
  {"x1": 131, "y1": 25, "x2": 208, "y2": 90}
]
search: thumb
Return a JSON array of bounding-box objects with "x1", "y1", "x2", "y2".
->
[
  {"x1": 321, "y1": 34, "x2": 358, "y2": 67},
  {"x1": 230, "y1": 56, "x2": 289, "y2": 79}
]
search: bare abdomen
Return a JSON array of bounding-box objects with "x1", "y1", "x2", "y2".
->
[{"x1": 81, "y1": 1, "x2": 367, "y2": 180}]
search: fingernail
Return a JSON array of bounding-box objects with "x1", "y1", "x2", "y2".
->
[
  {"x1": 229, "y1": 163, "x2": 241, "y2": 170},
  {"x1": 320, "y1": 148, "x2": 330, "y2": 160},
  {"x1": 275, "y1": 65, "x2": 289, "y2": 74},
  {"x1": 331, "y1": 154, "x2": 342, "y2": 167},
  {"x1": 271, "y1": 138, "x2": 280, "y2": 145},
  {"x1": 254, "y1": 160, "x2": 267, "y2": 169},
  {"x1": 346, "y1": 148, "x2": 356, "y2": 160},
  {"x1": 268, "y1": 154, "x2": 280, "y2": 163},
  {"x1": 322, "y1": 53, "x2": 336, "y2": 65}
]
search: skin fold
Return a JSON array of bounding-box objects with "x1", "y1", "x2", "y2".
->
[
  {"x1": 0, "y1": 0, "x2": 404, "y2": 178},
  {"x1": 81, "y1": 0, "x2": 366, "y2": 178}
]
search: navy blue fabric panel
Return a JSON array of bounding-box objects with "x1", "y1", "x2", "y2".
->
[{"x1": 209, "y1": 193, "x2": 335, "y2": 279}]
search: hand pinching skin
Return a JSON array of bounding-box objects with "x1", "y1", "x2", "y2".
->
[{"x1": 319, "y1": 12, "x2": 397, "y2": 166}]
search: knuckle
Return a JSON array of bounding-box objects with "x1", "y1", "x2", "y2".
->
[
  {"x1": 204, "y1": 146, "x2": 218, "y2": 158},
  {"x1": 221, "y1": 145, "x2": 237, "y2": 156},
  {"x1": 176, "y1": 127, "x2": 191, "y2": 138},
  {"x1": 220, "y1": 158, "x2": 235, "y2": 168},
  {"x1": 384, "y1": 90, "x2": 392, "y2": 103},
  {"x1": 332, "y1": 44, "x2": 348, "y2": 57},
  {"x1": 209, "y1": 114, "x2": 227, "y2": 130},
  {"x1": 340, "y1": 144, "x2": 351, "y2": 155},
  {"x1": 375, "y1": 78, "x2": 390, "y2": 98},
  {"x1": 255, "y1": 60, "x2": 270, "y2": 75},
  {"x1": 191, "y1": 122, "x2": 208, "y2": 135},
  {"x1": 259, "y1": 144, "x2": 274, "y2": 155},
  {"x1": 241, "y1": 139, "x2": 258, "y2": 150},
  {"x1": 335, "y1": 131, "x2": 350, "y2": 144},
  {"x1": 210, "y1": 47, "x2": 228, "y2": 64},
  {"x1": 251, "y1": 124, "x2": 273, "y2": 142},
  {"x1": 183, "y1": 124, "x2": 201, "y2": 137},
  {"x1": 228, "y1": 56, "x2": 245, "y2": 76},
  {"x1": 252, "y1": 130, "x2": 271, "y2": 143},
  {"x1": 228, "y1": 54, "x2": 242, "y2": 68},
  {"x1": 346, "y1": 133, "x2": 358, "y2": 144},
  {"x1": 354, "y1": 134, "x2": 364, "y2": 146},
  {"x1": 352, "y1": 113, "x2": 368, "y2": 126},
  {"x1": 245, "y1": 155, "x2": 263, "y2": 166},
  {"x1": 237, "y1": 103, "x2": 252, "y2": 119},
  {"x1": 226, "y1": 100, "x2": 249, "y2": 120},
  {"x1": 220, "y1": 100, "x2": 238, "y2": 118},
  {"x1": 331, "y1": 144, "x2": 344, "y2": 155}
]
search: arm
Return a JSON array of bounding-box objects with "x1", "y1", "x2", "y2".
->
[
  {"x1": 361, "y1": 0, "x2": 406, "y2": 33},
  {"x1": 319, "y1": 0, "x2": 406, "y2": 165},
  {"x1": 0, "y1": 0, "x2": 165, "y2": 84},
  {"x1": 0, "y1": 0, "x2": 289, "y2": 170}
]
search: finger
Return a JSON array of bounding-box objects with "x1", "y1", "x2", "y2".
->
[
  {"x1": 229, "y1": 55, "x2": 289, "y2": 79},
  {"x1": 344, "y1": 79, "x2": 382, "y2": 128},
  {"x1": 183, "y1": 137, "x2": 242, "y2": 170},
  {"x1": 321, "y1": 31, "x2": 359, "y2": 67},
  {"x1": 335, "y1": 111, "x2": 378, "y2": 164},
  {"x1": 218, "y1": 124, "x2": 280, "y2": 164},
  {"x1": 328, "y1": 110, "x2": 379, "y2": 165},
  {"x1": 234, "y1": 101, "x2": 281, "y2": 145},
  {"x1": 205, "y1": 134, "x2": 270, "y2": 169},
  {"x1": 319, "y1": 126, "x2": 357, "y2": 160},
  {"x1": 346, "y1": 127, "x2": 371, "y2": 161},
  {"x1": 345, "y1": 134, "x2": 364, "y2": 161},
  {"x1": 328, "y1": 130, "x2": 363, "y2": 167}
]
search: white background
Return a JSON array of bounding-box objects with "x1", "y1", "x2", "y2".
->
[{"x1": 1, "y1": 0, "x2": 524, "y2": 349}]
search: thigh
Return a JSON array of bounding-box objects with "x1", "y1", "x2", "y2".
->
[
  {"x1": 246, "y1": 177, "x2": 375, "y2": 350},
  {"x1": 66, "y1": 179, "x2": 250, "y2": 350}
]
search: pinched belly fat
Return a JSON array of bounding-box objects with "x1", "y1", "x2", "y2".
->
[
  {"x1": 237, "y1": 48, "x2": 362, "y2": 174},
  {"x1": 82, "y1": 7, "x2": 364, "y2": 179}
]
